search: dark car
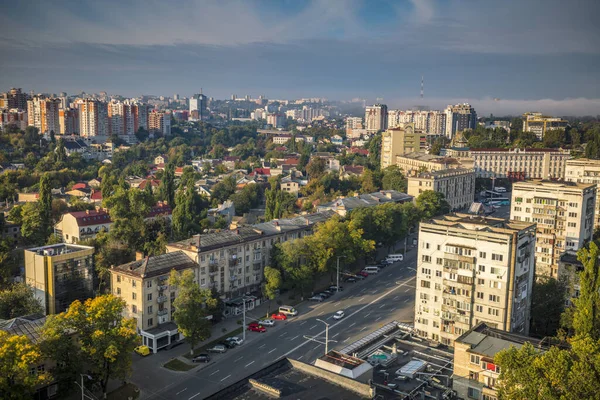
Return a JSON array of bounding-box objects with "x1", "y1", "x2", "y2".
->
[
  {"x1": 329, "y1": 285, "x2": 344, "y2": 292},
  {"x1": 345, "y1": 276, "x2": 357, "y2": 283},
  {"x1": 319, "y1": 291, "x2": 332, "y2": 298},
  {"x1": 192, "y1": 353, "x2": 211, "y2": 363},
  {"x1": 220, "y1": 341, "x2": 236, "y2": 349}
]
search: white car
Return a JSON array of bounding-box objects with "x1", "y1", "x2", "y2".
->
[
  {"x1": 226, "y1": 336, "x2": 244, "y2": 346},
  {"x1": 259, "y1": 319, "x2": 275, "y2": 327},
  {"x1": 333, "y1": 311, "x2": 345, "y2": 320}
]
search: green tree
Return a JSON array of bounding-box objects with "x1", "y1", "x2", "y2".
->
[
  {"x1": 160, "y1": 162, "x2": 176, "y2": 206},
  {"x1": 38, "y1": 173, "x2": 53, "y2": 240},
  {"x1": 360, "y1": 168, "x2": 379, "y2": 193},
  {"x1": 49, "y1": 295, "x2": 138, "y2": 397},
  {"x1": 55, "y1": 138, "x2": 66, "y2": 162},
  {"x1": 169, "y1": 269, "x2": 217, "y2": 355},
  {"x1": 277, "y1": 239, "x2": 318, "y2": 296},
  {"x1": 263, "y1": 266, "x2": 282, "y2": 316},
  {"x1": 0, "y1": 332, "x2": 49, "y2": 400},
  {"x1": 211, "y1": 176, "x2": 237, "y2": 204},
  {"x1": 416, "y1": 190, "x2": 450, "y2": 219},
  {"x1": 20, "y1": 202, "x2": 45, "y2": 245},
  {"x1": 231, "y1": 184, "x2": 261, "y2": 215},
  {"x1": 104, "y1": 187, "x2": 153, "y2": 251},
  {"x1": 306, "y1": 157, "x2": 327, "y2": 181},
  {"x1": 0, "y1": 283, "x2": 43, "y2": 320},
  {"x1": 381, "y1": 165, "x2": 407, "y2": 192},
  {"x1": 529, "y1": 277, "x2": 568, "y2": 338},
  {"x1": 366, "y1": 134, "x2": 382, "y2": 170}
]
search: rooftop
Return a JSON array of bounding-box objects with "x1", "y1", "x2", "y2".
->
[
  {"x1": 0, "y1": 314, "x2": 46, "y2": 344},
  {"x1": 512, "y1": 179, "x2": 596, "y2": 190},
  {"x1": 111, "y1": 251, "x2": 197, "y2": 279},
  {"x1": 456, "y1": 322, "x2": 548, "y2": 358},
  {"x1": 318, "y1": 190, "x2": 413, "y2": 212},
  {"x1": 470, "y1": 147, "x2": 569, "y2": 153},
  {"x1": 422, "y1": 213, "x2": 536, "y2": 234},
  {"x1": 25, "y1": 243, "x2": 94, "y2": 256},
  {"x1": 410, "y1": 167, "x2": 475, "y2": 179},
  {"x1": 398, "y1": 152, "x2": 460, "y2": 165}
]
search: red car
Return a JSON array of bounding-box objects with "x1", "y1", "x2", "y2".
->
[
  {"x1": 247, "y1": 322, "x2": 266, "y2": 333},
  {"x1": 357, "y1": 271, "x2": 369, "y2": 278},
  {"x1": 271, "y1": 312, "x2": 288, "y2": 321}
]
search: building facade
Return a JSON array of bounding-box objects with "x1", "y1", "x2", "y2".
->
[
  {"x1": 0, "y1": 108, "x2": 27, "y2": 131},
  {"x1": 27, "y1": 97, "x2": 60, "y2": 134},
  {"x1": 395, "y1": 152, "x2": 461, "y2": 175},
  {"x1": 523, "y1": 112, "x2": 568, "y2": 140},
  {"x1": 444, "y1": 103, "x2": 477, "y2": 139},
  {"x1": 565, "y1": 158, "x2": 600, "y2": 228},
  {"x1": 380, "y1": 123, "x2": 426, "y2": 169},
  {"x1": 407, "y1": 168, "x2": 475, "y2": 210},
  {"x1": 59, "y1": 108, "x2": 78, "y2": 135},
  {"x1": 365, "y1": 104, "x2": 388, "y2": 133},
  {"x1": 78, "y1": 99, "x2": 109, "y2": 137},
  {"x1": 510, "y1": 180, "x2": 596, "y2": 279},
  {"x1": 148, "y1": 110, "x2": 172, "y2": 136},
  {"x1": 388, "y1": 109, "x2": 447, "y2": 135},
  {"x1": 470, "y1": 148, "x2": 571, "y2": 180},
  {"x1": 414, "y1": 214, "x2": 536, "y2": 346},
  {"x1": 25, "y1": 244, "x2": 95, "y2": 315}
]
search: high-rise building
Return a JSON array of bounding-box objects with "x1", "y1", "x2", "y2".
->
[
  {"x1": 148, "y1": 110, "x2": 171, "y2": 136},
  {"x1": 107, "y1": 100, "x2": 135, "y2": 136},
  {"x1": 510, "y1": 180, "x2": 596, "y2": 279},
  {"x1": 365, "y1": 104, "x2": 388, "y2": 133},
  {"x1": 565, "y1": 158, "x2": 600, "y2": 228},
  {"x1": 388, "y1": 109, "x2": 447, "y2": 135},
  {"x1": 6, "y1": 88, "x2": 28, "y2": 110},
  {"x1": 78, "y1": 99, "x2": 109, "y2": 137},
  {"x1": 27, "y1": 96, "x2": 60, "y2": 134},
  {"x1": 0, "y1": 108, "x2": 28, "y2": 131},
  {"x1": 132, "y1": 102, "x2": 149, "y2": 132},
  {"x1": 444, "y1": 103, "x2": 477, "y2": 139},
  {"x1": 414, "y1": 214, "x2": 536, "y2": 346},
  {"x1": 189, "y1": 93, "x2": 207, "y2": 120},
  {"x1": 266, "y1": 113, "x2": 285, "y2": 128},
  {"x1": 380, "y1": 123, "x2": 426, "y2": 168},
  {"x1": 523, "y1": 112, "x2": 568, "y2": 140},
  {"x1": 59, "y1": 108, "x2": 78, "y2": 135}
]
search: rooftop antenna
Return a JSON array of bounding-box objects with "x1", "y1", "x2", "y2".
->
[{"x1": 421, "y1": 75, "x2": 424, "y2": 99}]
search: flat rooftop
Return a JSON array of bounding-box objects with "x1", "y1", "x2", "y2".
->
[
  {"x1": 456, "y1": 323, "x2": 549, "y2": 358},
  {"x1": 513, "y1": 179, "x2": 596, "y2": 191},
  {"x1": 25, "y1": 243, "x2": 94, "y2": 256},
  {"x1": 410, "y1": 168, "x2": 475, "y2": 179},
  {"x1": 422, "y1": 213, "x2": 535, "y2": 234}
]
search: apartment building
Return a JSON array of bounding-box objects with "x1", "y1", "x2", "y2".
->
[
  {"x1": 131, "y1": 102, "x2": 149, "y2": 132},
  {"x1": 380, "y1": 123, "x2": 426, "y2": 169},
  {"x1": 27, "y1": 96, "x2": 60, "y2": 134},
  {"x1": 317, "y1": 190, "x2": 413, "y2": 217},
  {"x1": 0, "y1": 108, "x2": 27, "y2": 131},
  {"x1": 108, "y1": 100, "x2": 134, "y2": 136},
  {"x1": 166, "y1": 211, "x2": 336, "y2": 297},
  {"x1": 25, "y1": 243, "x2": 95, "y2": 315},
  {"x1": 415, "y1": 214, "x2": 536, "y2": 346},
  {"x1": 510, "y1": 180, "x2": 596, "y2": 279},
  {"x1": 407, "y1": 168, "x2": 475, "y2": 210},
  {"x1": 395, "y1": 152, "x2": 461, "y2": 175},
  {"x1": 148, "y1": 110, "x2": 171, "y2": 136},
  {"x1": 444, "y1": 103, "x2": 477, "y2": 139},
  {"x1": 565, "y1": 158, "x2": 600, "y2": 228},
  {"x1": 453, "y1": 322, "x2": 547, "y2": 400},
  {"x1": 388, "y1": 109, "x2": 447, "y2": 135},
  {"x1": 58, "y1": 108, "x2": 78, "y2": 135},
  {"x1": 110, "y1": 251, "x2": 198, "y2": 353},
  {"x1": 365, "y1": 104, "x2": 388, "y2": 133},
  {"x1": 78, "y1": 99, "x2": 109, "y2": 137},
  {"x1": 470, "y1": 148, "x2": 571, "y2": 180},
  {"x1": 523, "y1": 112, "x2": 568, "y2": 140}
]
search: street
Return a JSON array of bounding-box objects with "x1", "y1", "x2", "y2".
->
[{"x1": 135, "y1": 242, "x2": 418, "y2": 400}]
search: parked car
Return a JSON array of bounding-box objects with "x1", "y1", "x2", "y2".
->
[
  {"x1": 318, "y1": 291, "x2": 332, "y2": 298},
  {"x1": 309, "y1": 295, "x2": 324, "y2": 302},
  {"x1": 247, "y1": 323, "x2": 266, "y2": 333},
  {"x1": 271, "y1": 312, "x2": 288, "y2": 320},
  {"x1": 333, "y1": 311, "x2": 345, "y2": 320},
  {"x1": 329, "y1": 285, "x2": 344, "y2": 292},
  {"x1": 226, "y1": 336, "x2": 244, "y2": 346},
  {"x1": 357, "y1": 271, "x2": 369, "y2": 278},
  {"x1": 192, "y1": 353, "x2": 211, "y2": 363},
  {"x1": 344, "y1": 276, "x2": 357, "y2": 283},
  {"x1": 220, "y1": 341, "x2": 236, "y2": 349},
  {"x1": 259, "y1": 319, "x2": 275, "y2": 327},
  {"x1": 207, "y1": 344, "x2": 227, "y2": 353},
  {"x1": 134, "y1": 345, "x2": 150, "y2": 356}
]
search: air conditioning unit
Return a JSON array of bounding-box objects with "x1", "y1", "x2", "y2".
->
[{"x1": 417, "y1": 312, "x2": 422, "y2": 315}]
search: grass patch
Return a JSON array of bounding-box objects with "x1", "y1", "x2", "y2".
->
[
  {"x1": 164, "y1": 358, "x2": 196, "y2": 371},
  {"x1": 183, "y1": 327, "x2": 244, "y2": 359},
  {"x1": 107, "y1": 383, "x2": 140, "y2": 400}
]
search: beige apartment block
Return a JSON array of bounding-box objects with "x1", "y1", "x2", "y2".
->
[
  {"x1": 395, "y1": 152, "x2": 461, "y2": 175},
  {"x1": 110, "y1": 251, "x2": 197, "y2": 353},
  {"x1": 380, "y1": 123, "x2": 426, "y2": 169},
  {"x1": 522, "y1": 112, "x2": 568, "y2": 140},
  {"x1": 453, "y1": 322, "x2": 547, "y2": 400},
  {"x1": 407, "y1": 168, "x2": 475, "y2": 210},
  {"x1": 470, "y1": 148, "x2": 571, "y2": 180},
  {"x1": 415, "y1": 214, "x2": 536, "y2": 347},
  {"x1": 565, "y1": 158, "x2": 600, "y2": 228},
  {"x1": 365, "y1": 104, "x2": 388, "y2": 133},
  {"x1": 510, "y1": 180, "x2": 596, "y2": 280},
  {"x1": 25, "y1": 244, "x2": 95, "y2": 315}
]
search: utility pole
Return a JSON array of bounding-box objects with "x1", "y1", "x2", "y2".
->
[
  {"x1": 336, "y1": 256, "x2": 345, "y2": 292},
  {"x1": 242, "y1": 297, "x2": 246, "y2": 341},
  {"x1": 404, "y1": 236, "x2": 407, "y2": 255},
  {"x1": 316, "y1": 319, "x2": 330, "y2": 355}
]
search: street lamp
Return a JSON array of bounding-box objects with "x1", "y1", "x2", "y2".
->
[
  {"x1": 75, "y1": 374, "x2": 93, "y2": 400},
  {"x1": 316, "y1": 318, "x2": 330, "y2": 355},
  {"x1": 336, "y1": 256, "x2": 346, "y2": 293}
]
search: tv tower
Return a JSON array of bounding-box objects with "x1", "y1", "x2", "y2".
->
[{"x1": 420, "y1": 75, "x2": 424, "y2": 99}]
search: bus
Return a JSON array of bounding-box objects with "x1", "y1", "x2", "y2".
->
[
  {"x1": 481, "y1": 190, "x2": 504, "y2": 198},
  {"x1": 486, "y1": 198, "x2": 510, "y2": 206}
]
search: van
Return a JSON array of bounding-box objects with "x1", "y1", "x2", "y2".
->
[
  {"x1": 278, "y1": 306, "x2": 298, "y2": 316},
  {"x1": 386, "y1": 254, "x2": 404, "y2": 262},
  {"x1": 364, "y1": 266, "x2": 380, "y2": 274}
]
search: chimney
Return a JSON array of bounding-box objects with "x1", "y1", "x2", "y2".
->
[{"x1": 135, "y1": 251, "x2": 145, "y2": 261}]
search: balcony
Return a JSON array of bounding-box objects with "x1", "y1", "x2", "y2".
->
[
  {"x1": 253, "y1": 265, "x2": 261, "y2": 271},
  {"x1": 157, "y1": 295, "x2": 168, "y2": 303},
  {"x1": 158, "y1": 275, "x2": 169, "y2": 282},
  {"x1": 252, "y1": 257, "x2": 262, "y2": 265},
  {"x1": 158, "y1": 284, "x2": 168, "y2": 291},
  {"x1": 157, "y1": 309, "x2": 168, "y2": 316},
  {"x1": 443, "y1": 253, "x2": 475, "y2": 264},
  {"x1": 209, "y1": 258, "x2": 220, "y2": 266}
]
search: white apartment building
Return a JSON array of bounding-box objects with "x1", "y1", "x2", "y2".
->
[
  {"x1": 565, "y1": 158, "x2": 600, "y2": 228},
  {"x1": 78, "y1": 99, "x2": 109, "y2": 137},
  {"x1": 27, "y1": 97, "x2": 60, "y2": 134},
  {"x1": 415, "y1": 214, "x2": 536, "y2": 346},
  {"x1": 510, "y1": 180, "x2": 596, "y2": 279},
  {"x1": 345, "y1": 116, "x2": 363, "y2": 130},
  {"x1": 444, "y1": 103, "x2": 477, "y2": 139},
  {"x1": 365, "y1": 104, "x2": 388, "y2": 133},
  {"x1": 108, "y1": 100, "x2": 135, "y2": 136},
  {"x1": 470, "y1": 148, "x2": 571, "y2": 180},
  {"x1": 407, "y1": 168, "x2": 475, "y2": 210},
  {"x1": 388, "y1": 110, "x2": 447, "y2": 135}
]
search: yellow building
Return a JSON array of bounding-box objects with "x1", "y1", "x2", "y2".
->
[
  {"x1": 407, "y1": 168, "x2": 475, "y2": 210},
  {"x1": 380, "y1": 123, "x2": 426, "y2": 169},
  {"x1": 24, "y1": 244, "x2": 95, "y2": 315},
  {"x1": 523, "y1": 112, "x2": 568, "y2": 140},
  {"x1": 110, "y1": 251, "x2": 198, "y2": 353}
]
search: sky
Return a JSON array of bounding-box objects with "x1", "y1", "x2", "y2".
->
[{"x1": 0, "y1": 0, "x2": 599, "y2": 115}]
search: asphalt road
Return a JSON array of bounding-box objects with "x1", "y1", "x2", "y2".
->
[{"x1": 142, "y1": 245, "x2": 418, "y2": 400}]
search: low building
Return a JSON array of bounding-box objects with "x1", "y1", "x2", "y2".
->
[
  {"x1": 510, "y1": 180, "x2": 596, "y2": 279},
  {"x1": 110, "y1": 251, "x2": 197, "y2": 353},
  {"x1": 395, "y1": 152, "x2": 461, "y2": 175},
  {"x1": 340, "y1": 165, "x2": 365, "y2": 180},
  {"x1": 453, "y1": 322, "x2": 547, "y2": 400},
  {"x1": 208, "y1": 200, "x2": 235, "y2": 224},
  {"x1": 565, "y1": 158, "x2": 600, "y2": 228},
  {"x1": 381, "y1": 123, "x2": 427, "y2": 169},
  {"x1": 523, "y1": 112, "x2": 568, "y2": 140},
  {"x1": 317, "y1": 190, "x2": 413, "y2": 217},
  {"x1": 407, "y1": 168, "x2": 475, "y2": 211},
  {"x1": 25, "y1": 244, "x2": 95, "y2": 315},
  {"x1": 1, "y1": 220, "x2": 21, "y2": 239},
  {"x1": 280, "y1": 178, "x2": 300, "y2": 196},
  {"x1": 470, "y1": 148, "x2": 571, "y2": 180}
]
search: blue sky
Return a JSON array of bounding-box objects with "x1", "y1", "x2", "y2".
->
[{"x1": 0, "y1": 0, "x2": 599, "y2": 114}]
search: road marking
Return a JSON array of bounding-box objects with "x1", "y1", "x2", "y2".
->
[
  {"x1": 393, "y1": 296, "x2": 399, "y2": 300},
  {"x1": 279, "y1": 332, "x2": 287, "y2": 337},
  {"x1": 404, "y1": 298, "x2": 409, "y2": 303},
  {"x1": 268, "y1": 348, "x2": 277, "y2": 354},
  {"x1": 408, "y1": 267, "x2": 416, "y2": 271},
  {"x1": 209, "y1": 369, "x2": 220, "y2": 376},
  {"x1": 279, "y1": 276, "x2": 417, "y2": 360},
  {"x1": 343, "y1": 338, "x2": 350, "y2": 343},
  {"x1": 176, "y1": 388, "x2": 187, "y2": 395},
  {"x1": 309, "y1": 324, "x2": 317, "y2": 330},
  {"x1": 235, "y1": 356, "x2": 243, "y2": 362},
  {"x1": 333, "y1": 301, "x2": 340, "y2": 306},
  {"x1": 258, "y1": 344, "x2": 266, "y2": 349},
  {"x1": 365, "y1": 312, "x2": 371, "y2": 317},
  {"x1": 220, "y1": 375, "x2": 231, "y2": 382},
  {"x1": 360, "y1": 288, "x2": 366, "y2": 292},
  {"x1": 297, "y1": 355, "x2": 304, "y2": 360},
  {"x1": 405, "y1": 288, "x2": 410, "y2": 292},
  {"x1": 245, "y1": 361, "x2": 255, "y2": 367},
  {"x1": 372, "y1": 290, "x2": 377, "y2": 294},
  {"x1": 349, "y1": 322, "x2": 356, "y2": 328},
  {"x1": 299, "y1": 321, "x2": 307, "y2": 326},
  {"x1": 358, "y1": 297, "x2": 365, "y2": 302},
  {"x1": 313, "y1": 344, "x2": 321, "y2": 350},
  {"x1": 317, "y1": 311, "x2": 324, "y2": 316},
  {"x1": 360, "y1": 326, "x2": 368, "y2": 331},
  {"x1": 375, "y1": 316, "x2": 381, "y2": 321},
  {"x1": 188, "y1": 392, "x2": 201, "y2": 400},
  {"x1": 386, "y1": 273, "x2": 392, "y2": 278},
  {"x1": 332, "y1": 332, "x2": 340, "y2": 338},
  {"x1": 290, "y1": 335, "x2": 299, "y2": 341},
  {"x1": 379, "y1": 304, "x2": 385, "y2": 309}
]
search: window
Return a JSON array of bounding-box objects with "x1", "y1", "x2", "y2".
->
[
  {"x1": 147, "y1": 280, "x2": 152, "y2": 288},
  {"x1": 468, "y1": 387, "x2": 481, "y2": 399},
  {"x1": 490, "y1": 281, "x2": 502, "y2": 289},
  {"x1": 436, "y1": 258, "x2": 443, "y2": 265},
  {"x1": 568, "y1": 222, "x2": 577, "y2": 228},
  {"x1": 476, "y1": 305, "x2": 483, "y2": 313},
  {"x1": 437, "y1": 245, "x2": 441, "y2": 250},
  {"x1": 117, "y1": 275, "x2": 121, "y2": 283},
  {"x1": 469, "y1": 371, "x2": 479, "y2": 381},
  {"x1": 488, "y1": 307, "x2": 500, "y2": 316},
  {"x1": 491, "y1": 254, "x2": 503, "y2": 261},
  {"x1": 422, "y1": 255, "x2": 431, "y2": 263},
  {"x1": 201, "y1": 267, "x2": 206, "y2": 274},
  {"x1": 478, "y1": 265, "x2": 485, "y2": 272},
  {"x1": 489, "y1": 294, "x2": 500, "y2": 302},
  {"x1": 201, "y1": 278, "x2": 205, "y2": 285},
  {"x1": 423, "y1": 242, "x2": 430, "y2": 249},
  {"x1": 421, "y1": 268, "x2": 431, "y2": 275},
  {"x1": 147, "y1": 305, "x2": 153, "y2": 314},
  {"x1": 478, "y1": 278, "x2": 485, "y2": 285},
  {"x1": 147, "y1": 293, "x2": 152, "y2": 301},
  {"x1": 132, "y1": 292, "x2": 137, "y2": 300},
  {"x1": 421, "y1": 280, "x2": 431, "y2": 288},
  {"x1": 147, "y1": 318, "x2": 153, "y2": 326},
  {"x1": 477, "y1": 292, "x2": 484, "y2": 299},
  {"x1": 479, "y1": 252, "x2": 486, "y2": 258},
  {"x1": 117, "y1": 288, "x2": 121, "y2": 295},
  {"x1": 470, "y1": 354, "x2": 480, "y2": 364},
  {"x1": 132, "y1": 280, "x2": 137, "y2": 288},
  {"x1": 132, "y1": 305, "x2": 137, "y2": 313}
]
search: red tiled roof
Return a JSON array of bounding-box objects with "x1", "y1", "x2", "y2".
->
[
  {"x1": 252, "y1": 168, "x2": 271, "y2": 176},
  {"x1": 72, "y1": 182, "x2": 88, "y2": 190},
  {"x1": 70, "y1": 210, "x2": 111, "y2": 227},
  {"x1": 90, "y1": 190, "x2": 102, "y2": 200},
  {"x1": 343, "y1": 165, "x2": 365, "y2": 174},
  {"x1": 350, "y1": 147, "x2": 369, "y2": 156},
  {"x1": 138, "y1": 179, "x2": 160, "y2": 190},
  {"x1": 283, "y1": 158, "x2": 299, "y2": 165},
  {"x1": 148, "y1": 203, "x2": 172, "y2": 217},
  {"x1": 223, "y1": 156, "x2": 240, "y2": 162}
]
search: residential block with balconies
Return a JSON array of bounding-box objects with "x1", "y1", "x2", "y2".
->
[
  {"x1": 510, "y1": 180, "x2": 596, "y2": 280},
  {"x1": 415, "y1": 214, "x2": 536, "y2": 347},
  {"x1": 565, "y1": 158, "x2": 600, "y2": 229}
]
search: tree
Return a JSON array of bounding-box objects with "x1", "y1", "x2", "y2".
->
[
  {"x1": 0, "y1": 283, "x2": 43, "y2": 319},
  {"x1": 360, "y1": 168, "x2": 379, "y2": 193},
  {"x1": 529, "y1": 277, "x2": 568, "y2": 338},
  {"x1": 160, "y1": 162, "x2": 176, "y2": 206},
  {"x1": 50, "y1": 295, "x2": 138, "y2": 397},
  {"x1": 39, "y1": 173, "x2": 53, "y2": 241},
  {"x1": 416, "y1": 190, "x2": 450, "y2": 219},
  {"x1": 103, "y1": 187, "x2": 153, "y2": 251},
  {"x1": 211, "y1": 176, "x2": 237, "y2": 204},
  {"x1": 169, "y1": 269, "x2": 217, "y2": 355},
  {"x1": 306, "y1": 157, "x2": 327, "y2": 181},
  {"x1": 0, "y1": 332, "x2": 49, "y2": 400},
  {"x1": 263, "y1": 266, "x2": 282, "y2": 316},
  {"x1": 173, "y1": 185, "x2": 205, "y2": 238},
  {"x1": 265, "y1": 187, "x2": 296, "y2": 221},
  {"x1": 55, "y1": 138, "x2": 66, "y2": 162},
  {"x1": 230, "y1": 184, "x2": 261, "y2": 215},
  {"x1": 277, "y1": 239, "x2": 318, "y2": 296},
  {"x1": 381, "y1": 165, "x2": 407, "y2": 192},
  {"x1": 20, "y1": 202, "x2": 44, "y2": 245}
]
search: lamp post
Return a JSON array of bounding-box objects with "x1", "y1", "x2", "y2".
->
[
  {"x1": 75, "y1": 374, "x2": 93, "y2": 400},
  {"x1": 242, "y1": 297, "x2": 246, "y2": 342},
  {"x1": 316, "y1": 318, "x2": 330, "y2": 355},
  {"x1": 336, "y1": 256, "x2": 346, "y2": 292}
]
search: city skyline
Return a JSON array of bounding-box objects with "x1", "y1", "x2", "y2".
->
[{"x1": 0, "y1": 0, "x2": 599, "y2": 115}]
